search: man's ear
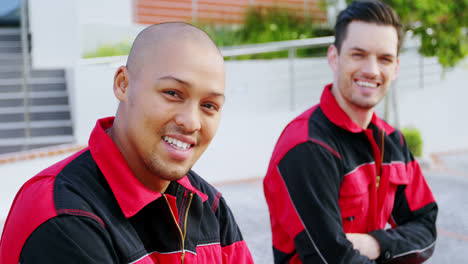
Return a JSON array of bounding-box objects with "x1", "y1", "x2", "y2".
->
[
  {"x1": 113, "y1": 66, "x2": 130, "y2": 102},
  {"x1": 392, "y1": 57, "x2": 400, "y2": 81},
  {"x1": 327, "y1": 45, "x2": 339, "y2": 73}
]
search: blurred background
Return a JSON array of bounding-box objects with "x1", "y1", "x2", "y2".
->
[{"x1": 0, "y1": 0, "x2": 467, "y2": 262}]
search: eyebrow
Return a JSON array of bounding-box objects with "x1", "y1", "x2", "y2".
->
[
  {"x1": 211, "y1": 92, "x2": 226, "y2": 102},
  {"x1": 157, "y1": 75, "x2": 226, "y2": 100},
  {"x1": 350, "y1": 47, "x2": 396, "y2": 58},
  {"x1": 157, "y1": 75, "x2": 190, "y2": 86}
]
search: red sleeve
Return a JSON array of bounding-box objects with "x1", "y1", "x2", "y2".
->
[
  {"x1": 222, "y1": 240, "x2": 254, "y2": 264},
  {"x1": 0, "y1": 175, "x2": 57, "y2": 264}
]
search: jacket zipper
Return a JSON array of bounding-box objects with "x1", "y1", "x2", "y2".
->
[
  {"x1": 365, "y1": 128, "x2": 385, "y2": 231},
  {"x1": 376, "y1": 129, "x2": 385, "y2": 189},
  {"x1": 163, "y1": 192, "x2": 194, "y2": 264}
]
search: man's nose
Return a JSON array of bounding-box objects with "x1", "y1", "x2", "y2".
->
[
  {"x1": 174, "y1": 103, "x2": 201, "y2": 133},
  {"x1": 362, "y1": 57, "x2": 379, "y2": 78}
]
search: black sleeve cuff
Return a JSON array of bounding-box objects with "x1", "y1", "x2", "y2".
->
[{"x1": 369, "y1": 229, "x2": 393, "y2": 262}]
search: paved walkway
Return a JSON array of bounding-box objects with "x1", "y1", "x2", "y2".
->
[{"x1": 217, "y1": 151, "x2": 468, "y2": 263}]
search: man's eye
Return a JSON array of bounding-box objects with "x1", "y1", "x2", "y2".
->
[
  {"x1": 202, "y1": 103, "x2": 218, "y2": 111},
  {"x1": 164, "y1": 91, "x2": 177, "y2": 97},
  {"x1": 352, "y1": 53, "x2": 363, "y2": 58},
  {"x1": 381, "y1": 57, "x2": 393, "y2": 63}
]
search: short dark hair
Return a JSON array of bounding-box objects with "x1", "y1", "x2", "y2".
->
[{"x1": 334, "y1": 0, "x2": 404, "y2": 53}]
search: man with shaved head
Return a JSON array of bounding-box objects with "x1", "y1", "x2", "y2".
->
[{"x1": 0, "y1": 22, "x2": 253, "y2": 263}]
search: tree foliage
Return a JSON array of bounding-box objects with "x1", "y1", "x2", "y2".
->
[{"x1": 345, "y1": 0, "x2": 468, "y2": 68}]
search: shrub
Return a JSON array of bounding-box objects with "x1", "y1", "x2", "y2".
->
[
  {"x1": 83, "y1": 42, "x2": 132, "y2": 58},
  {"x1": 401, "y1": 127, "x2": 423, "y2": 157},
  {"x1": 200, "y1": 6, "x2": 333, "y2": 59}
]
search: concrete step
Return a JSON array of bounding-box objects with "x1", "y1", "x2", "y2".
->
[
  {"x1": 0, "y1": 140, "x2": 77, "y2": 155},
  {"x1": 0, "y1": 105, "x2": 70, "y2": 115},
  {"x1": 0, "y1": 77, "x2": 65, "y2": 86},
  {"x1": 0, "y1": 40, "x2": 21, "y2": 53},
  {"x1": 0, "y1": 96, "x2": 69, "y2": 107},
  {"x1": 0, "y1": 28, "x2": 20, "y2": 35},
  {"x1": 0, "y1": 69, "x2": 65, "y2": 79},
  {"x1": 0, "y1": 57, "x2": 22, "y2": 66},
  {"x1": 0, "y1": 110, "x2": 71, "y2": 123},
  {"x1": 0, "y1": 90, "x2": 68, "y2": 100},
  {"x1": 0, "y1": 53, "x2": 22, "y2": 60},
  {"x1": 0, "y1": 29, "x2": 20, "y2": 42},
  {"x1": 0, "y1": 46, "x2": 21, "y2": 53},
  {"x1": 0, "y1": 126, "x2": 73, "y2": 138},
  {"x1": 0, "y1": 40, "x2": 20, "y2": 47},
  {"x1": 0, "y1": 82, "x2": 67, "y2": 93},
  {"x1": 0, "y1": 65, "x2": 22, "y2": 72},
  {"x1": 0, "y1": 135, "x2": 74, "y2": 147},
  {"x1": 0, "y1": 120, "x2": 73, "y2": 130},
  {"x1": 0, "y1": 52, "x2": 25, "y2": 66},
  {"x1": 0, "y1": 105, "x2": 71, "y2": 123}
]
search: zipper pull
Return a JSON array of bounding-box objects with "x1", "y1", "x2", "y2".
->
[{"x1": 181, "y1": 192, "x2": 193, "y2": 264}]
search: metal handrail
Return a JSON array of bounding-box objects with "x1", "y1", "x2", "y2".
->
[
  {"x1": 79, "y1": 55, "x2": 129, "y2": 65},
  {"x1": 78, "y1": 37, "x2": 335, "y2": 65},
  {"x1": 220, "y1": 36, "x2": 334, "y2": 110},
  {"x1": 220, "y1": 36, "x2": 334, "y2": 57},
  {"x1": 20, "y1": 0, "x2": 31, "y2": 149}
]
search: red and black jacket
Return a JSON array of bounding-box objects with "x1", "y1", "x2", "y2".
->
[
  {"x1": 0, "y1": 117, "x2": 253, "y2": 264},
  {"x1": 263, "y1": 84, "x2": 437, "y2": 263}
]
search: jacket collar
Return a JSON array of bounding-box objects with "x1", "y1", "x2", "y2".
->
[
  {"x1": 320, "y1": 84, "x2": 394, "y2": 134},
  {"x1": 89, "y1": 117, "x2": 208, "y2": 218}
]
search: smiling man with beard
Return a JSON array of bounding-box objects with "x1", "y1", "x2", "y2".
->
[
  {"x1": 0, "y1": 22, "x2": 253, "y2": 264},
  {"x1": 263, "y1": 1, "x2": 438, "y2": 263}
]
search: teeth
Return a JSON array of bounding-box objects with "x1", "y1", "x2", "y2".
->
[
  {"x1": 163, "y1": 136, "x2": 191, "y2": 150},
  {"x1": 357, "y1": 80, "x2": 377, "y2": 88}
]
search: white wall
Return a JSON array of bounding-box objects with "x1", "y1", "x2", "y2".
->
[
  {"x1": 396, "y1": 63, "x2": 468, "y2": 154},
  {"x1": 28, "y1": 0, "x2": 139, "y2": 68},
  {"x1": 29, "y1": 0, "x2": 80, "y2": 69},
  {"x1": 77, "y1": 0, "x2": 145, "y2": 54},
  {"x1": 69, "y1": 59, "x2": 123, "y2": 144},
  {"x1": 77, "y1": 0, "x2": 133, "y2": 25},
  {"x1": 81, "y1": 24, "x2": 144, "y2": 54}
]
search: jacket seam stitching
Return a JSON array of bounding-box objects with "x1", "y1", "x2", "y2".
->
[
  {"x1": 56, "y1": 209, "x2": 105, "y2": 228},
  {"x1": 391, "y1": 241, "x2": 436, "y2": 259},
  {"x1": 276, "y1": 166, "x2": 329, "y2": 264}
]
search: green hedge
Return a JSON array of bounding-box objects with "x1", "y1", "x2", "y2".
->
[
  {"x1": 401, "y1": 127, "x2": 423, "y2": 157},
  {"x1": 200, "y1": 7, "x2": 333, "y2": 59},
  {"x1": 83, "y1": 42, "x2": 132, "y2": 59}
]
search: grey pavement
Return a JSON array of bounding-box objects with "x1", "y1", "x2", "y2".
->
[{"x1": 217, "y1": 157, "x2": 468, "y2": 263}]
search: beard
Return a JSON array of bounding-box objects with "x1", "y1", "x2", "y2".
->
[
  {"x1": 145, "y1": 152, "x2": 191, "y2": 182},
  {"x1": 338, "y1": 78, "x2": 388, "y2": 111},
  {"x1": 346, "y1": 93, "x2": 381, "y2": 110}
]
